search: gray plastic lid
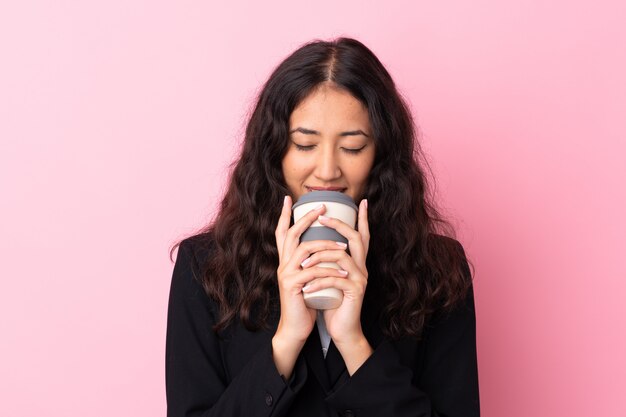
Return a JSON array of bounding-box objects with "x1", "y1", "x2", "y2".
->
[{"x1": 292, "y1": 190, "x2": 358, "y2": 211}]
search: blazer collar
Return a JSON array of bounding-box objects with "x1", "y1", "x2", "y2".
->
[
  {"x1": 302, "y1": 323, "x2": 337, "y2": 392},
  {"x1": 301, "y1": 288, "x2": 386, "y2": 394}
]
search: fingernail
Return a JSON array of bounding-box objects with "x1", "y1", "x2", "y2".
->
[
  {"x1": 283, "y1": 196, "x2": 288, "y2": 206},
  {"x1": 302, "y1": 283, "x2": 311, "y2": 292},
  {"x1": 338, "y1": 269, "x2": 348, "y2": 276},
  {"x1": 364, "y1": 199, "x2": 368, "y2": 209},
  {"x1": 314, "y1": 203, "x2": 325, "y2": 211},
  {"x1": 300, "y1": 257, "x2": 311, "y2": 268},
  {"x1": 319, "y1": 215, "x2": 329, "y2": 221},
  {"x1": 335, "y1": 241, "x2": 347, "y2": 248}
]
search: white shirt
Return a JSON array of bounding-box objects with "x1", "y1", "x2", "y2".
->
[{"x1": 316, "y1": 310, "x2": 331, "y2": 358}]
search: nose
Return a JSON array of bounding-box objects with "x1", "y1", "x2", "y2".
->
[{"x1": 314, "y1": 147, "x2": 341, "y2": 181}]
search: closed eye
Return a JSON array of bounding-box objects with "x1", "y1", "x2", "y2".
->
[
  {"x1": 293, "y1": 143, "x2": 366, "y2": 154},
  {"x1": 294, "y1": 143, "x2": 315, "y2": 152},
  {"x1": 342, "y1": 146, "x2": 366, "y2": 155}
]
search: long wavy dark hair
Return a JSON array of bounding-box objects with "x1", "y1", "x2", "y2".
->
[{"x1": 170, "y1": 37, "x2": 473, "y2": 340}]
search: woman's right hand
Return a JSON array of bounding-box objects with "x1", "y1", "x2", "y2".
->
[{"x1": 272, "y1": 195, "x2": 350, "y2": 378}]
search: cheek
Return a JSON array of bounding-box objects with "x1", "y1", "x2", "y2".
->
[
  {"x1": 282, "y1": 152, "x2": 306, "y2": 180},
  {"x1": 351, "y1": 154, "x2": 376, "y2": 181}
]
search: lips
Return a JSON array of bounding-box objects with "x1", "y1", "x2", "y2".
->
[{"x1": 306, "y1": 186, "x2": 347, "y2": 192}]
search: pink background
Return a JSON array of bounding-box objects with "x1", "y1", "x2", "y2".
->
[{"x1": 1, "y1": 1, "x2": 624, "y2": 416}]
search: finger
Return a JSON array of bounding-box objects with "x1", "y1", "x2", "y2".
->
[
  {"x1": 299, "y1": 249, "x2": 351, "y2": 269},
  {"x1": 357, "y1": 199, "x2": 370, "y2": 257},
  {"x1": 308, "y1": 250, "x2": 369, "y2": 283},
  {"x1": 288, "y1": 240, "x2": 349, "y2": 270},
  {"x1": 282, "y1": 203, "x2": 327, "y2": 261},
  {"x1": 287, "y1": 266, "x2": 351, "y2": 288},
  {"x1": 302, "y1": 276, "x2": 365, "y2": 297},
  {"x1": 301, "y1": 251, "x2": 365, "y2": 281},
  {"x1": 275, "y1": 195, "x2": 292, "y2": 260},
  {"x1": 317, "y1": 215, "x2": 366, "y2": 267}
]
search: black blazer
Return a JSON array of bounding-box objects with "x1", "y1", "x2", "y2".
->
[{"x1": 165, "y1": 234, "x2": 480, "y2": 417}]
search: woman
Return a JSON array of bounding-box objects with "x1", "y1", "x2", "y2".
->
[{"x1": 166, "y1": 37, "x2": 479, "y2": 417}]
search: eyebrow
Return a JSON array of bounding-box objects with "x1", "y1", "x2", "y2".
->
[{"x1": 289, "y1": 127, "x2": 370, "y2": 137}]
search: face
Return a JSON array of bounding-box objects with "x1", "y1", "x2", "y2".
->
[{"x1": 282, "y1": 83, "x2": 376, "y2": 203}]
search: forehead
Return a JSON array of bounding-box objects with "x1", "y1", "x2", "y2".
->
[{"x1": 289, "y1": 84, "x2": 369, "y2": 127}]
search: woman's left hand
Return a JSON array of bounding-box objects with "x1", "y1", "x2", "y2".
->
[{"x1": 301, "y1": 198, "x2": 370, "y2": 348}]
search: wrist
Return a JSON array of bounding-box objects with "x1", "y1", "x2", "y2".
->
[
  {"x1": 272, "y1": 333, "x2": 306, "y2": 356},
  {"x1": 334, "y1": 335, "x2": 373, "y2": 376},
  {"x1": 273, "y1": 325, "x2": 308, "y2": 349},
  {"x1": 333, "y1": 333, "x2": 369, "y2": 353},
  {"x1": 271, "y1": 334, "x2": 305, "y2": 381},
  {"x1": 331, "y1": 328, "x2": 367, "y2": 349}
]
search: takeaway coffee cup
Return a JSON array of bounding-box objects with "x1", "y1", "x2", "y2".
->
[{"x1": 292, "y1": 190, "x2": 358, "y2": 310}]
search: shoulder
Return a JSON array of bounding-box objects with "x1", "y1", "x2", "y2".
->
[
  {"x1": 170, "y1": 232, "x2": 218, "y2": 298},
  {"x1": 424, "y1": 234, "x2": 475, "y2": 323},
  {"x1": 425, "y1": 232, "x2": 472, "y2": 280},
  {"x1": 166, "y1": 233, "x2": 225, "y2": 352},
  {"x1": 176, "y1": 232, "x2": 216, "y2": 273},
  {"x1": 426, "y1": 233, "x2": 468, "y2": 262},
  {"x1": 420, "y1": 233, "x2": 475, "y2": 318}
]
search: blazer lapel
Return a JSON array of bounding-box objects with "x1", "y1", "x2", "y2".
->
[
  {"x1": 324, "y1": 340, "x2": 348, "y2": 388},
  {"x1": 299, "y1": 267, "x2": 387, "y2": 394},
  {"x1": 302, "y1": 326, "x2": 349, "y2": 393}
]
